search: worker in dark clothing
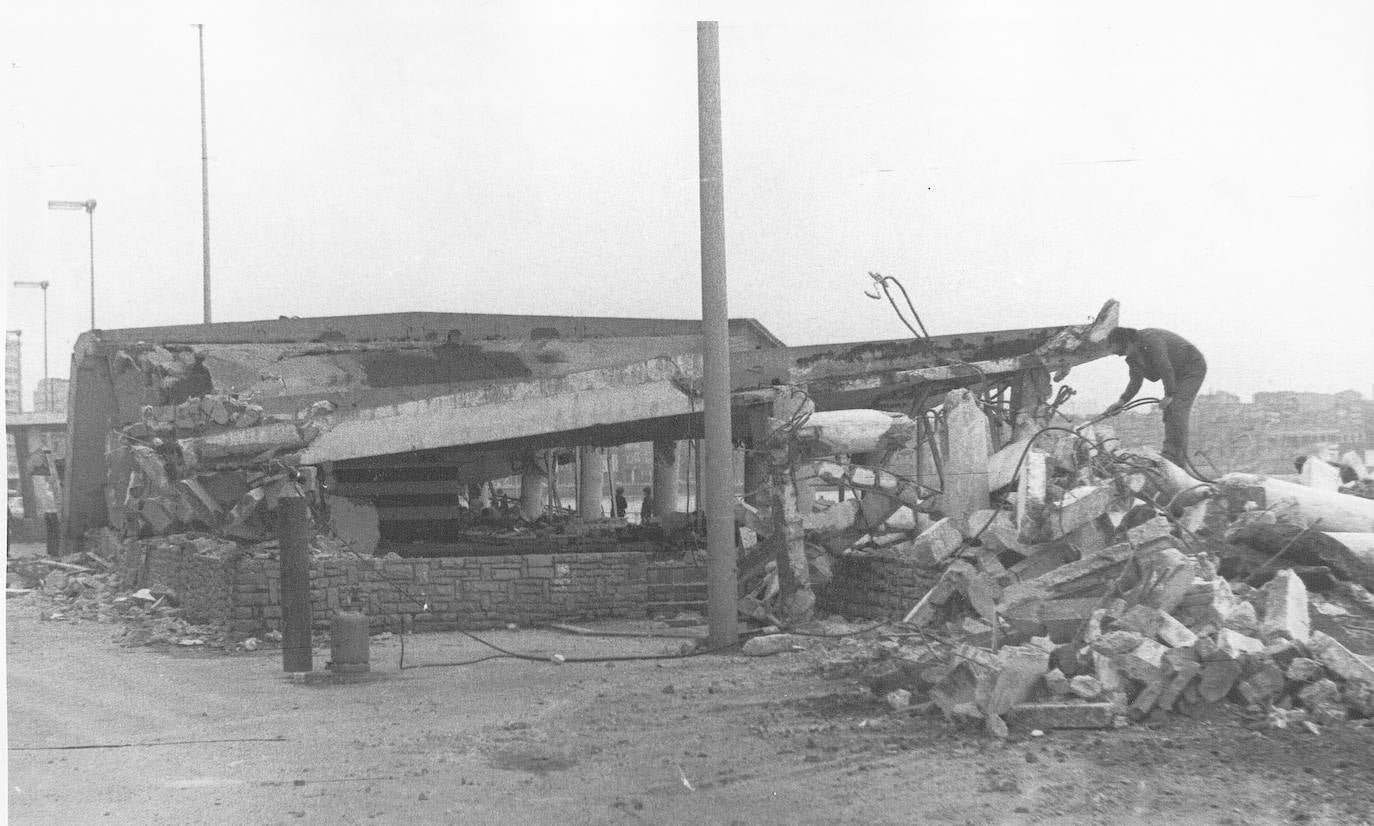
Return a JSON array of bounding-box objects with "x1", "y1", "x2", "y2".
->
[
  {"x1": 1103, "y1": 327, "x2": 1207, "y2": 468},
  {"x1": 613, "y1": 486, "x2": 628, "y2": 518}
]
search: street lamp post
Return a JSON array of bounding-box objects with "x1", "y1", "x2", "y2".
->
[
  {"x1": 47, "y1": 198, "x2": 97, "y2": 329},
  {"x1": 12, "y1": 280, "x2": 50, "y2": 411}
]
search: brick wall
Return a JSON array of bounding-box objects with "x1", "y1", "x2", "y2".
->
[
  {"x1": 817, "y1": 554, "x2": 941, "y2": 620},
  {"x1": 115, "y1": 533, "x2": 648, "y2": 637}
]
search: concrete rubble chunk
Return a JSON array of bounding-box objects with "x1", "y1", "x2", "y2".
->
[
  {"x1": 1259, "y1": 569, "x2": 1310, "y2": 643},
  {"x1": 1044, "y1": 668, "x2": 1071, "y2": 697},
  {"x1": 1198, "y1": 659, "x2": 1244, "y2": 703},
  {"x1": 1112, "y1": 638, "x2": 1169, "y2": 684},
  {"x1": 741, "y1": 634, "x2": 808, "y2": 656},
  {"x1": 1157, "y1": 660, "x2": 1201, "y2": 711},
  {"x1": 1015, "y1": 450, "x2": 1051, "y2": 543},
  {"x1": 1222, "y1": 601, "x2": 1260, "y2": 635},
  {"x1": 1298, "y1": 678, "x2": 1348, "y2": 724},
  {"x1": 1215, "y1": 628, "x2": 1266, "y2": 658},
  {"x1": 1069, "y1": 674, "x2": 1104, "y2": 700},
  {"x1": 985, "y1": 645, "x2": 1050, "y2": 717},
  {"x1": 1237, "y1": 663, "x2": 1287, "y2": 707},
  {"x1": 1306, "y1": 631, "x2": 1374, "y2": 691},
  {"x1": 1126, "y1": 515, "x2": 1175, "y2": 546},
  {"x1": 1090, "y1": 629, "x2": 1145, "y2": 656},
  {"x1": 1048, "y1": 485, "x2": 1112, "y2": 539},
  {"x1": 1139, "y1": 548, "x2": 1197, "y2": 614},
  {"x1": 1286, "y1": 657, "x2": 1324, "y2": 683},
  {"x1": 901, "y1": 517, "x2": 963, "y2": 567},
  {"x1": 1009, "y1": 702, "x2": 1117, "y2": 730}
]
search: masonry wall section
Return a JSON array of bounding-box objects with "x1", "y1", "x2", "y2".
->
[
  {"x1": 817, "y1": 555, "x2": 941, "y2": 620},
  {"x1": 227, "y1": 552, "x2": 647, "y2": 637}
]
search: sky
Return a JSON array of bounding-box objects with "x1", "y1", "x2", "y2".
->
[{"x1": 4, "y1": 0, "x2": 1372, "y2": 414}]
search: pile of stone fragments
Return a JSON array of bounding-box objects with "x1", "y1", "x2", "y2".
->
[{"x1": 747, "y1": 422, "x2": 1374, "y2": 737}]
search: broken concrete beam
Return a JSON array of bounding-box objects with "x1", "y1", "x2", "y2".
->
[
  {"x1": 1128, "y1": 446, "x2": 1211, "y2": 510},
  {"x1": 179, "y1": 422, "x2": 310, "y2": 467},
  {"x1": 1059, "y1": 514, "x2": 1115, "y2": 556},
  {"x1": 1306, "y1": 631, "x2": 1374, "y2": 691},
  {"x1": 902, "y1": 517, "x2": 963, "y2": 567},
  {"x1": 793, "y1": 410, "x2": 915, "y2": 456},
  {"x1": 1116, "y1": 604, "x2": 1198, "y2": 649},
  {"x1": 1218, "y1": 473, "x2": 1374, "y2": 533},
  {"x1": 1125, "y1": 515, "x2": 1175, "y2": 547},
  {"x1": 1259, "y1": 569, "x2": 1310, "y2": 643},
  {"x1": 997, "y1": 542, "x2": 1133, "y2": 611},
  {"x1": 1048, "y1": 485, "x2": 1112, "y2": 539},
  {"x1": 985, "y1": 644, "x2": 1050, "y2": 717},
  {"x1": 1009, "y1": 701, "x2": 1117, "y2": 730},
  {"x1": 1003, "y1": 597, "x2": 1100, "y2": 643},
  {"x1": 940, "y1": 389, "x2": 991, "y2": 528},
  {"x1": 987, "y1": 435, "x2": 1034, "y2": 492},
  {"x1": 1015, "y1": 450, "x2": 1051, "y2": 543}
]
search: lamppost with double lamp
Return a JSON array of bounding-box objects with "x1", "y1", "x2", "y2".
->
[
  {"x1": 47, "y1": 198, "x2": 97, "y2": 329},
  {"x1": 12, "y1": 280, "x2": 50, "y2": 411}
]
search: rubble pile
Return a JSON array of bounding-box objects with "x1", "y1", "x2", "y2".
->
[
  {"x1": 108, "y1": 391, "x2": 331, "y2": 541},
  {"x1": 755, "y1": 421, "x2": 1374, "y2": 736}
]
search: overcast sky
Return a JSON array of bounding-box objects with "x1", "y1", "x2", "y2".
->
[{"x1": 4, "y1": 0, "x2": 1372, "y2": 413}]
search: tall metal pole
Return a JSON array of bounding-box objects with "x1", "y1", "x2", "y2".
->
[
  {"x1": 196, "y1": 23, "x2": 212, "y2": 324},
  {"x1": 697, "y1": 21, "x2": 738, "y2": 648},
  {"x1": 87, "y1": 204, "x2": 95, "y2": 329},
  {"x1": 41, "y1": 284, "x2": 49, "y2": 410}
]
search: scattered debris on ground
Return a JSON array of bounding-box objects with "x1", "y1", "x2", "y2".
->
[{"x1": 756, "y1": 424, "x2": 1374, "y2": 738}]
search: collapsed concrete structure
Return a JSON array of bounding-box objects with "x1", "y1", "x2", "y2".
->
[{"x1": 59, "y1": 303, "x2": 1118, "y2": 633}]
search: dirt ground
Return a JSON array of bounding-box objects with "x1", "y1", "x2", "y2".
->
[{"x1": 7, "y1": 577, "x2": 1374, "y2": 824}]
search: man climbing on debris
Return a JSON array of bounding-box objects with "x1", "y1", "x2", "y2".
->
[{"x1": 1102, "y1": 326, "x2": 1207, "y2": 469}]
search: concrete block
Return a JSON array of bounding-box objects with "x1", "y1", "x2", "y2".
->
[
  {"x1": 900, "y1": 518, "x2": 962, "y2": 567},
  {"x1": 1259, "y1": 569, "x2": 1310, "y2": 643},
  {"x1": 1113, "y1": 638, "x2": 1169, "y2": 684},
  {"x1": 1307, "y1": 631, "x2": 1374, "y2": 691},
  {"x1": 986, "y1": 644, "x2": 1050, "y2": 717},
  {"x1": 1198, "y1": 658, "x2": 1244, "y2": 703},
  {"x1": 1009, "y1": 702, "x2": 1117, "y2": 730},
  {"x1": 1216, "y1": 628, "x2": 1265, "y2": 658}
]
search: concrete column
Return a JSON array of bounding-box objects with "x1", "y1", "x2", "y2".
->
[
  {"x1": 519, "y1": 453, "x2": 548, "y2": 522},
  {"x1": 652, "y1": 439, "x2": 678, "y2": 519},
  {"x1": 577, "y1": 446, "x2": 604, "y2": 517},
  {"x1": 1014, "y1": 367, "x2": 1052, "y2": 440},
  {"x1": 941, "y1": 388, "x2": 991, "y2": 529}
]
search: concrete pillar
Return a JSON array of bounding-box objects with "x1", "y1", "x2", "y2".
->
[
  {"x1": 577, "y1": 446, "x2": 604, "y2": 518},
  {"x1": 1013, "y1": 367, "x2": 1052, "y2": 440},
  {"x1": 941, "y1": 387, "x2": 991, "y2": 529},
  {"x1": 652, "y1": 439, "x2": 678, "y2": 519},
  {"x1": 519, "y1": 453, "x2": 548, "y2": 522}
]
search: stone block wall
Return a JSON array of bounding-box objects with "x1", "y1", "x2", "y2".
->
[
  {"x1": 229, "y1": 551, "x2": 648, "y2": 637},
  {"x1": 817, "y1": 554, "x2": 941, "y2": 620},
  {"x1": 118, "y1": 534, "x2": 238, "y2": 626},
  {"x1": 111, "y1": 533, "x2": 649, "y2": 637}
]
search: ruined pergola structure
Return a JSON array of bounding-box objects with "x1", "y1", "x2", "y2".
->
[{"x1": 62, "y1": 304, "x2": 1117, "y2": 556}]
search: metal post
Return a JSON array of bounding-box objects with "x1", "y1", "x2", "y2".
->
[
  {"x1": 40, "y1": 284, "x2": 49, "y2": 410},
  {"x1": 196, "y1": 23, "x2": 212, "y2": 323},
  {"x1": 87, "y1": 205, "x2": 95, "y2": 329},
  {"x1": 697, "y1": 20, "x2": 738, "y2": 648},
  {"x1": 278, "y1": 488, "x2": 313, "y2": 672}
]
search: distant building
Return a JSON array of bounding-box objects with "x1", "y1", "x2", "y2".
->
[
  {"x1": 33, "y1": 378, "x2": 69, "y2": 415},
  {"x1": 1107, "y1": 390, "x2": 1374, "y2": 475}
]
